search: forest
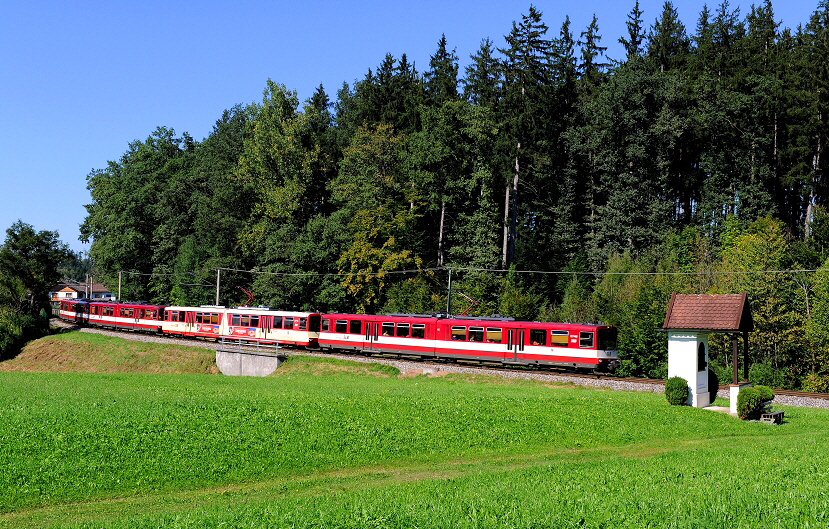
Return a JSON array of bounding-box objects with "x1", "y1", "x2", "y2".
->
[{"x1": 72, "y1": 0, "x2": 829, "y2": 389}]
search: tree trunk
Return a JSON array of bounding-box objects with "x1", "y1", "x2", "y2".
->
[
  {"x1": 509, "y1": 149, "x2": 520, "y2": 266},
  {"x1": 806, "y1": 130, "x2": 822, "y2": 238},
  {"x1": 502, "y1": 183, "x2": 511, "y2": 268},
  {"x1": 437, "y1": 200, "x2": 446, "y2": 267}
]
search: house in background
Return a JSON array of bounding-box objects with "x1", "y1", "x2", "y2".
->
[{"x1": 49, "y1": 281, "x2": 113, "y2": 302}]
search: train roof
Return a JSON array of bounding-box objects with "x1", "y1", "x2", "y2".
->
[{"x1": 323, "y1": 312, "x2": 613, "y2": 328}]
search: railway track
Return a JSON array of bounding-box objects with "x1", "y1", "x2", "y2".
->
[{"x1": 52, "y1": 318, "x2": 829, "y2": 403}]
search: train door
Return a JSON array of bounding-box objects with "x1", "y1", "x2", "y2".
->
[
  {"x1": 506, "y1": 328, "x2": 525, "y2": 362},
  {"x1": 365, "y1": 321, "x2": 381, "y2": 351},
  {"x1": 184, "y1": 311, "x2": 196, "y2": 336}
]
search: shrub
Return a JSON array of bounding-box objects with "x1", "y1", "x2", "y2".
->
[
  {"x1": 801, "y1": 373, "x2": 829, "y2": 393},
  {"x1": 665, "y1": 376, "x2": 689, "y2": 406},
  {"x1": 748, "y1": 362, "x2": 781, "y2": 388},
  {"x1": 737, "y1": 385, "x2": 775, "y2": 420}
]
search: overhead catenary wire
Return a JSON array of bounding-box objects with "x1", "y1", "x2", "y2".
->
[{"x1": 121, "y1": 266, "x2": 825, "y2": 281}]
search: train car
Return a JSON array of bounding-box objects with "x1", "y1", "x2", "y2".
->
[
  {"x1": 162, "y1": 306, "x2": 323, "y2": 347},
  {"x1": 58, "y1": 298, "x2": 89, "y2": 324},
  {"x1": 86, "y1": 301, "x2": 166, "y2": 333},
  {"x1": 161, "y1": 305, "x2": 225, "y2": 339},
  {"x1": 318, "y1": 313, "x2": 438, "y2": 357},
  {"x1": 221, "y1": 307, "x2": 322, "y2": 347},
  {"x1": 319, "y1": 313, "x2": 619, "y2": 372}
]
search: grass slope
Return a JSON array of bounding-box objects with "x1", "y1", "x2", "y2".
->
[
  {"x1": 1, "y1": 350, "x2": 827, "y2": 527},
  {"x1": 0, "y1": 330, "x2": 217, "y2": 374}
]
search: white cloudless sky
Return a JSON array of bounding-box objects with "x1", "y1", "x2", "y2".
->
[{"x1": 0, "y1": 0, "x2": 819, "y2": 253}]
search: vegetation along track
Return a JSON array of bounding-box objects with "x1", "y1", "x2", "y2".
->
[{"x1": 49, "y1": 318, "x2": 829, "y2": 407}]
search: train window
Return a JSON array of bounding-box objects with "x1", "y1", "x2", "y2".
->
[
  {"x1": 598, "y1": 328, "x2": 617, "y2": 350},
  {"x1": 382, "y1": 322, "x2": 394, "y2": 336},
  {"x1": 486, "y1": 328, "x2": 503, "y2": 343},
  {"x1": 272, "y1": 317, "x2": 282, "y2": 329},
  {"x1": 231, "y1": 314, "x2": 240, "y2": 326},
  {"x1": 211, "y1": 313, "x2": 220, "y2": 324},
  {"x1": 299, "y1": 317, "x2": 307, "y2": 331},
  {"x1": 136, "y1": 309, "x2": 144, "y2": 319},
  {"x1": 529, "y1": 329, "x2": 546, "y2": 346},
  {"x1": 251, "y1": 315, "x2": 260, "y2": 328},
  {"x1": 335, "y1": 320, "x2": 348, "y2": 333},
  {"x1": 148, "y1": 309, "x2": 157, "y2": 320},
  {"x1": 239, "y1": 315, "x2": 250, "y2": 326},
  {"x1": 451, "y1": 326, "x2": 467, "y2": 341},
  {"x1": 412, "y1": 324, "x2": 425, "y2": 339},
  {"x1": 195, "y1": 312, "x2": 203, "y2": 323},
  {"x1": 321, "y1": 318, "x2": 330, "y2": 332},
  {"x1": 91, "y1": 306, "x2": 99, "y2": 315},
  {"x1": 469, "y1": 327, "x2": 484, "y2": 342},
  {"x1": 580, "y1": 332, "x2": 594, "y2": 348},
  {"x1": 396, "y1": 323, "x2": 410, "y2": 337},
  {"x1": 550, "y1": 330, "x2": 569, "y2": 345},
  {"x1": 284, "y1": 317, "x2": 295, "y2": 329},
  {"x1": 349, "y1": 320, "x2": 362, "y2": 334}
]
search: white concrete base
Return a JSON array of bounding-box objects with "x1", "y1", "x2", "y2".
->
[
  {"x1": 693, "y1": 391, "x2": 711, "y2": 408},
  {"x1": 216, "y1": 350, "x2": 283, "y2": 376},
  {"x1": 730, "y1": 383, "x2": 752, "y2": 414}
]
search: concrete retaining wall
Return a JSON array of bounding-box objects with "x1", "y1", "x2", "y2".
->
[{"x1": 216, "y1": 350, "x2": 283, "y2": 376}]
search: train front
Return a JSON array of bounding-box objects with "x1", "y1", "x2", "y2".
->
[{"x1": 596, "y1": 326, "x2": 619, "y2": 372}]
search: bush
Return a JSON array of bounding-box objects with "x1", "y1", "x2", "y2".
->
[
  {"x1": 665, "y1": 376, "x2": 689, "y2": 406},
  {"x1": 737, "y1": 385, "x2": 775, "y2": 420},
  {"x1": 801, "y1": 373, "x2": 829, "y2": 393},
  {"x1": 748, "y1": 362, "x2": 781, "y2": 388}
]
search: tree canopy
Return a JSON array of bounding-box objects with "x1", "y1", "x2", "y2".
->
[{"x1": 72, "y1": 1, "x2": 829, "y2": 389}]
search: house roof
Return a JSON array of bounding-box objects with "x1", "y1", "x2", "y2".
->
[
  {"x1": 49, "y1": 281, "x2": 112, "y2": 295},
  {"x1": 662, "y1": 292, "x2": 753, "y2": 332}
]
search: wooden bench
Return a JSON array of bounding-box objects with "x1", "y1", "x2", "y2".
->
[{"x1": 761, "y1": 411, "x2": 784, "y2": 424}]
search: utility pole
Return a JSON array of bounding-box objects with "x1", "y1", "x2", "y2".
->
[
  {"x1": 445, "y1": 269, "x2": 452, "y2": 315},
  {"x1": 215, "y1": 268, "x2": 221, "y2": 306}
]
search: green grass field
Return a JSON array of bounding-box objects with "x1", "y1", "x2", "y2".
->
[{"x1": 1, "y1": 333, "x2": 828, "y2": 528}]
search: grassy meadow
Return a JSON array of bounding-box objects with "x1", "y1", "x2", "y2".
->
[{"x1": 1, "y1": 331, "x2": 828, "y2": 528}]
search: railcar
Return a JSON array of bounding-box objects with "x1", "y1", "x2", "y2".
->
[
  {"x1": 318, "y1": 313, "x2": 619, "y2": 372},
  {"x1": 161, "y1": 306, "x2": 322, "y2": 347},
  {"x1": 59, "y1": 299, "x2": 165, "y2": 333},
  {"x1": 86, "y1": 300, "x2": 165, "y2": 332},
  {"x1": 58, "y1": 298, "x2": 89, "y2": 324}
]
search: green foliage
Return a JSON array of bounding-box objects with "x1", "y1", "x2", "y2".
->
[
  {"x1": 801, "y1": 373, "x2": 829, "y2": 393},
  {"x1": 749, "y1": 362, "x2": 782, "y2": 388},
  {"x1": 0, "y1": 221, "x2": 71, "y2": 358},
  {"x1": 737, "y1": 385, "x2": 774, "y2": 420},
  {"x1": 665, "y1": 376, "x2": 689, "y2": 406},
  {"x1": 73, "y1": 4, "x2": 829, "y2": 384}
]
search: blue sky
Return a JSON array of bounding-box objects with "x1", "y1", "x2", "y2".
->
[{"x1": 0, "y1": 0, "x2": 819, "y2": 253}]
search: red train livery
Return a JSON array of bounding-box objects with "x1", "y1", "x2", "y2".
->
[
  {"x1": 58, "y1": 299, "x2": 165, "y2": 333},
  {"x1": 58, "y1": 300, "x2": 619, "y2": 371},
  {"x1": 318, "y1": 313, "x2": 619, "y2": 371}
]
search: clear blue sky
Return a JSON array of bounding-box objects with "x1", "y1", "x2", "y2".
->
[{"x1": 0, "y1": 0, "x2": 818, "y2": 254}]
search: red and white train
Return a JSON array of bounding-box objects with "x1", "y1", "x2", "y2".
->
[{"x1": 57, "y1": 300, "x2": 619, "y2": 371}]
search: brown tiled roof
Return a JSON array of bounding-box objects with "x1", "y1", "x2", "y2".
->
[{"x1": 662, "y1": 292, "x2": 753, "y2": 332}]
